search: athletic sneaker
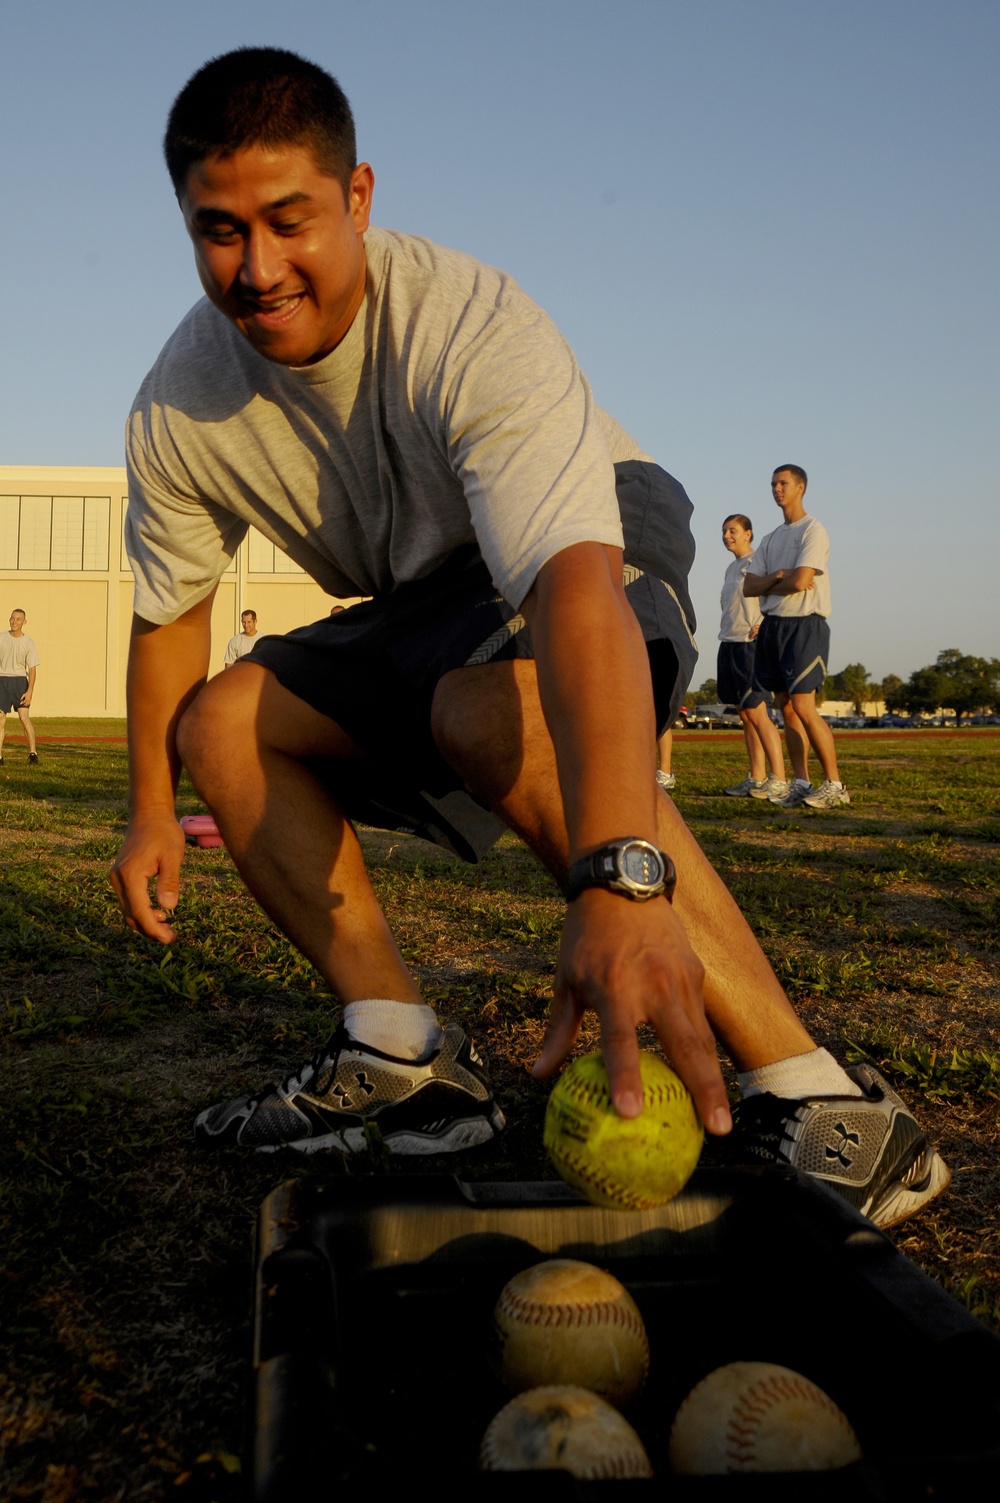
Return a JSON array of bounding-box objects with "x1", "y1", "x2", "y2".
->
[
  {"x1": 27, "y1": 752, "x2": 38, "y2": 765},
  {"x1": 769, "y1": 780, "x2": 813, "y2": 808},
  {"x1": 748, "y1": 774, "x2": 789, "y2": 801},
  {"x1": 194, "y1": 1022, "x2": 505, "y2": 1154},
  {"x1": 723, "y1": 1063, "x2": 950, "y2": 1229},
  {"x1": 724, "y1": 776, "x2": 764, "y2": 798},
  {"x1": 803, "y1": 780, "x2": 851, "y2": 810},
  {"x1": 655, "y1": 770, "x2": 676, "y2": 791}
]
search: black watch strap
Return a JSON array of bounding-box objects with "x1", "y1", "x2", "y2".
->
[{"x1": 565, "y1": 838, "x2": 676, "y2": 903}]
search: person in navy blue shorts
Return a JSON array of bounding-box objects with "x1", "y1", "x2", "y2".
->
[{"x1": 745, "y1": 467, "x2": 848, "y2": 810}]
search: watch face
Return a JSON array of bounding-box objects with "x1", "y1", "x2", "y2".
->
[{"x1": 620, "y1": 841, "x2": 665, "y2": 888}]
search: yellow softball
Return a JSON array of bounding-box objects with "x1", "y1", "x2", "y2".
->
[{"x1": 544, "y1": 1051, "x2": 703, "y2": 1210}]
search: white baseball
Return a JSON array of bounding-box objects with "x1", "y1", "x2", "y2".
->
[
  {"x1": 493, "y1": 1259, "x2": 649, "y2": 1407},
  {"x1": 480, "y1": 1385, "x2": 653, "y2": 1478},
  {"x1": 669, "y1": 1361, "x2": 863, "y2": 1474}
]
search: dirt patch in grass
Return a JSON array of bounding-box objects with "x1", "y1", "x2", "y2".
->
[{"x1": 1, "y1": 734, "x2": 999, "y2": 1498}]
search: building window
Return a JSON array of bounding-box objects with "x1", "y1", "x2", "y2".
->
[
  {"x1": 0, "y1": 495, "x2": 111, "y2": 571},
  {"x1": 247, "y1": 527, "x2": 305, "y2": 574},
  {"x1": 0, "y1": 497, "x2": 18, "y2": 569}
]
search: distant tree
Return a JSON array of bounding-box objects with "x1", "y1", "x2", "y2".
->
[
  {"x1": 932, "y1": 650, "x2": 1000, "y2": 722},
  {"x1": 880, "y1": 674, "x2": 906, "y2": 712},
  {"x1": 902, "y1": 664, "x2": 948, "y2": 718},
  {"x1": 832, "y1": 663, "x2": 873, "y2": 717},
  {"x1": 690, "y1": 678, "x2": 718, "y2": 705}
]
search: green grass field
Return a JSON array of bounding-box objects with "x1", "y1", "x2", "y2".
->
[{"x1": 1, "y1": 725, "x2": 999, "y2": 1498}]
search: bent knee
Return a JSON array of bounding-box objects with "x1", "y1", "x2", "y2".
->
[{"x1": 177, "y1": 670, "x2": 259, "y2": 772}]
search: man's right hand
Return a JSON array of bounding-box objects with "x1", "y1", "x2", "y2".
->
[
  {"x1": 112, "y1": 596, "x2": 216, "y2": 942},
  {"x1": 110, "y1": 811, "x2": 186, "y2": 943}
]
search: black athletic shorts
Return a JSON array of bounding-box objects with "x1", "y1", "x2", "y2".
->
[
  {"x1": 716, "y1": 641, "x2": 771, "y2": 711},
  {"x1": 250, "y1": 462, "x2": 697, "y2": 862},
  {"x1": 754, "y1": 615, "x2": 830, "y2": 696},
  {"x1": 0, "y1": 676, "x2": 28, "y2": 713}
]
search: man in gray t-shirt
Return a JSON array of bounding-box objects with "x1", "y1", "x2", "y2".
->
[
  {"x1": 223, "y1": 610, "x2": 259, "y2": 667},
  {"x1": 109, "y1": 50, "x2": 947, "y2": 1228},
  {"x1": 0, "y1": 609, "x2": 40, "y2": 764},
  {"x1": 745, "y1": 465, "x2": 848, "y2": 810}
]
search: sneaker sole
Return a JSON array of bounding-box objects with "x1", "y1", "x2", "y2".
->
[
  {"x1": 251, "y1": 1105, "x2": 506, "y2": 1156},
  {"x1": 864, "y1": 1149, "x2": 951, "y2": 1230}
]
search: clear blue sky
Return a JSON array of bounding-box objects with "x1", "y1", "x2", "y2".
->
[{"x1": 1, "y1": 0, "x2": 996, "y2": 681}]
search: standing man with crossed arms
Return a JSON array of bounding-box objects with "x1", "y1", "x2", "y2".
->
[{"x1": 745, "y1": 466, "x2": 849, "y2": 810}]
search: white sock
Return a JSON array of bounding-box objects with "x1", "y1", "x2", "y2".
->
[
  {"x1": 738, "y1": 1047, "x2": 862, "y2": 1101},
  {"x1": 342, "y1": 999, "x2": 442, "y2": 1060},
  {"x1": 793, "y1": 777, "x2": 811, "y2": 789}
]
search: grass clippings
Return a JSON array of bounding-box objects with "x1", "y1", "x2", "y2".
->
[{"x1": 1, "y1": 722, "x2": 999, "y2": 1498}]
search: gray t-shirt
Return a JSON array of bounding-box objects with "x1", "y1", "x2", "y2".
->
[
  {"x1": 223, "y1": 632, "x2": 259, "y2": 665},
  {"x1": 719, "y1": 552, "x2": 762, "y2": 641},
  {"x1": 126, "y1": 227, "x2": 653, "y2": 625},
  {"x1": 754, "y1": 515, "x2": 831, "y2": 618},
  {"x1": 0, "y1": 632, "x2": 40, "y2": 677}
]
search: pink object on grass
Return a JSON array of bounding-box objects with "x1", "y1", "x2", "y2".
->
[{"x1": 179, "y1": 814, "x2": 225, "y2": 848}]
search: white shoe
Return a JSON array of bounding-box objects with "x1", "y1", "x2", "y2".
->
[
  {"x1": 749, "y1": 774, "x2": 790, "y2": 800},
  {"x1": 724, "y1": 776, "x2": 763, "y2": 797},
  {"x1": 803, "y1": 780, "x2": 851, "y2": 810},
  {"x1": 769, "y1": 781, "x2": 813, "y2": 808},
  {"x1": 656, "y1": 770, "x2": 676, "y2": 791}
]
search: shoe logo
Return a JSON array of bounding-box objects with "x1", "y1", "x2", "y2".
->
[
  {"x1": 826, "y1": 1121, "x2": 861, "y2": 1168},
  {"x1": 468, "y1": 1044, "x2": 482, "y2": 1066},
  {"x1": 332, "y1": 1071, "x2": 376, "y2": 1110}
]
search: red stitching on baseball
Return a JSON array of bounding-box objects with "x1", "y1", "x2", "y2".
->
[
  {"x1": 722, "y1": 1373, "x2": 853, "y2": 1471},
  {"x1": 498, "y1": 1289, "x2": 647, "y2": 1346}
]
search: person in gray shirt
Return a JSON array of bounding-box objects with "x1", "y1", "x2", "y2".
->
[
  {"x1": 110, "y1": 48, "x2": 946, "y2": 1228},
  {"x1": 0, "y1": 608, "x2": 40, "y2": 764}
]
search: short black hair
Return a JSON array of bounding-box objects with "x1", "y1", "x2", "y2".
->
[
  {"x1": 241, "y1": 609, "x2": 257, "y2": 621},
  {"x1": 773, "y1": 464, "x2": 808, "y2": 490},
  {"x1": 164, "y1": 47, "x2": 357, "y2": 196}
]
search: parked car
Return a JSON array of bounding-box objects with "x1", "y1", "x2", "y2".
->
[
  {"x1": 673, "y1": 703, "x2": 712, "y2": 727},
  {"x1": 879, "y1": 713, "x2": 911, "y2": 727},
  {"x1": 702, "y1": 704, "x2": 743, "y2": 730}
]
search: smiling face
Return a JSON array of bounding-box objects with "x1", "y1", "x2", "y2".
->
[
  {"x1": 9, "y1": 611, "x2": 25, "y2": 635},
  {"x1": 241, "y1": 612, "x2": 257, "y2": 635},
  {"x1": 722, "y1": 520, "x2": 753, "y2": 556},
  {"x1": 180, "y1": 143, "x2": 374, "y2": 366}
]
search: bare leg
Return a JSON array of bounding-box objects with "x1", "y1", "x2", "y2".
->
[
  {"x1": 738, "y1": 711, "x2": 766, "y2": 780},
  {"x1": 776, "y1": 691, "x2": 811, "y2": 782},
  {"x1": 17, "y1": 707, "x2": 36, "y2": 755},
  {"x1": 433, "y1": 661, "x2": 815, "y2": 1070},
  {"x1": 789, "y1": 691, "x2": 840, "y2": 783},
  {"x1": 657, "y1": 727, "x2": 672, "y2": 775},
  {"x1": 743, "y1": 701, "x2": 785, "y2": 779},
  {"x1": 0, "y1": 711, "x2": 5, "y2": 754},
  {"x1": 177, "y1": 662, "x2": 422, "y2": 1006}
]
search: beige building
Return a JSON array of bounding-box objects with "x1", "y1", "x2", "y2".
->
[{"x1": 0, "y1": 466, "x2": 355, "y2": 717}]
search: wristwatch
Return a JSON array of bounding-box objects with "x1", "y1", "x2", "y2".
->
[{"x1": 565, "y1": 838, "x2": 677, "y2": 903}]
